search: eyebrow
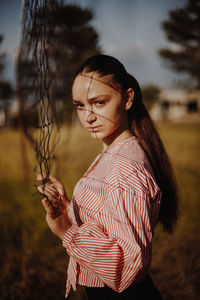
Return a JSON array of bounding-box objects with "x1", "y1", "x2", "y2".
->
[{"x1": 72, "y1": 94, "x2": 110, "y2": 103}]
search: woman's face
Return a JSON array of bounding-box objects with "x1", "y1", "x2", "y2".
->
[{"x1": 72, "y1": 72, "x2": 130, "y2": 145}]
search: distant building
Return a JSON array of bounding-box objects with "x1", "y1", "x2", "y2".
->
[
  {"x1": 151, "y1": 89, "x2": 200, "y2": 121},
  {"x1": 0, "y1": 98, "x2": 19, "y2": 127}
]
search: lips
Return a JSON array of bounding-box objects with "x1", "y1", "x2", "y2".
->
[{"x1": 87, "y1": 126, "x2": 101, "y2": 132}]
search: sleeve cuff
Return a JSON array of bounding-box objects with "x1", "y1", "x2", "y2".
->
[{"x1": 62, "y1": 225, "x2": 78, "y2": 248}]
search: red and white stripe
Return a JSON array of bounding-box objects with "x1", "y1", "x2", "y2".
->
[{"x1": 62, "y1": 136, "x2": 161, "y2": 298}]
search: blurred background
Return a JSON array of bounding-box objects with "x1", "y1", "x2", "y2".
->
[{"x1": 0, "y1": 0, "x2": 199, "y2": 299}]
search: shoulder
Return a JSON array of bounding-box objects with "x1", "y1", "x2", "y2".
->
[
  {"x1": 111, "y1": 136, "x2": 150, "y2": 169},
  {"x1": 105, "y1": 137, "x2": 160, "y2": 197},
  {"x1": 105, "y1": 136, "x2": 149, "y2": 172}
]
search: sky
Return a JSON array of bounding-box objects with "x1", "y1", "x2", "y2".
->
[{"x1": 0, "y1": 0, "x2": 187, "y2": 89}]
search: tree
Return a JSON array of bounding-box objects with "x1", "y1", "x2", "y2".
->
[
  {"x1": 0, "y1": 35, "x2": 13, "y2": 98},
  {"x1": 0, "y1": 35, "x2": 6, "y2": 76},
  {"x1": 0, "y1": 81, "x2": 13, "y2": 99},
  {"x1": 40, "y1": 1, "x2": 100, "y2": 99},
  {"x1": 18, "y1": 1, "x2": 101, "y2": 123},
  {"x1": 0, "y1": 35, "x2": 14, "y2": 126},
  {"x1": 16, "y1": 1, "x2": 101, "y2": 184},
  {"x1": 142, "y1": 84, "x2": 160, "y2": 110},
  {"x1": 159, "y1": 0, "x2": 200, "y2": 87}
]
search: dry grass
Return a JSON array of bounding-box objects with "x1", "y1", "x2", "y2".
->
[{"x1": 0, "y1": 121, "x2": 199, "y2": 299}]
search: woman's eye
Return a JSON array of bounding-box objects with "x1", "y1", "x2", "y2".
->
[
  {"x1": 73, "y1": 103, "x2": 84, "y2": 110},
  {"x1": 95, "y1": 100, "x2": 105, "y2": 106}
]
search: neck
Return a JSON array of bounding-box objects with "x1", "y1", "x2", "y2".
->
[{"x1": 102, "y1": 127, "x2": 132, "y2": 151}]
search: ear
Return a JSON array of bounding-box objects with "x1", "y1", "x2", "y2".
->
[{"x1": 125, "y1": 88, "x2": 134, "y2": 110}]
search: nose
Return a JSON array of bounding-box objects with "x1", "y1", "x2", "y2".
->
[{"x1": 86, "y1": 108, "x2": 96, "y2": 124}]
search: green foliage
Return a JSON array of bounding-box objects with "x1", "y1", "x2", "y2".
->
[
  {"x1": 0, "y1": 34, "x2": 6, "y2": 77},
  {"x1": 0, "y1": 35, "x2": 13, "y2": 100},
  {"x1": 159, "y1": 0, "x2": 200, "y2": 87},
  {"x1": 18, "y1": 1, "x2": 101, "y2": 118},
  {"x1": 142, "y1": 84, "x2": 161, "y2": 110},
  {"x1": 0, "y1": 122, "x2": 200, "y2": 299},
  {"x1": 43, "y1": 1, "x2": 101, "y2": 97}
]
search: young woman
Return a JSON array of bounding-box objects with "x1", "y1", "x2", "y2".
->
[{"x1": 37, "y1": 54, "x2": 179, "y2": 299}]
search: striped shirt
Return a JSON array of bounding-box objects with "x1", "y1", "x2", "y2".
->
[{"x1": 62, "y1": 136, "x2": 161, "y2": 298}]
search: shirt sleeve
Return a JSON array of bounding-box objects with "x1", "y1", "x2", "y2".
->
[{"x1": 62, "y1": 162, "x2": 161, "y2": 292}]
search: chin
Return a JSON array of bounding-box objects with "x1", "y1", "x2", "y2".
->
[{"x1": 90, "y1": 132, "x2": 103, "y2": 139}]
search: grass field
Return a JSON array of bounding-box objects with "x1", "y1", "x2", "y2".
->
[{"x1": 0, "y1": 121, "x2": 199, "y2": 300}]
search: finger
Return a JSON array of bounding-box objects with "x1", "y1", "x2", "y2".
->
[
  {"x1": 39, "y1": 174, "x2": 69, "y2": 204},
  {"x1": 49, "y1": 182, "x2": 66, "y2": 199},
  {"x1": 38, "y1": 184, "x2": 60, "y2": 207},
  {"x1": 38, "y1": 186, "x2": 59, "y2": 200},
  {"x1": 36, "y1": 173, "x2": 47, "y2": 181},
  {"x1": 38, "y1": 174, "x2": 63, "y2": 190},
  {"x1": 39, "y1": 184, "x2": 59, "y2": 195},
  {"x1": 37, "y1": 174, "x2": 64, "y2": 196}
]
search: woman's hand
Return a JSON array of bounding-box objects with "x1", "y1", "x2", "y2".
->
[
  {"x1": 41, "y1": 197, "x2": 71, "y2": 240},
  {"x1": 36, "y1": 174, "x2": 70, "y2": 208},
  {"x1": 36, "y1": 174, "x2": 71, "y2": 240}
]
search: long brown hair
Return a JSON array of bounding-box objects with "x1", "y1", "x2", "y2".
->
[{"x1": 75, "y1": 54, "x2": 179, "y2": 233}]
